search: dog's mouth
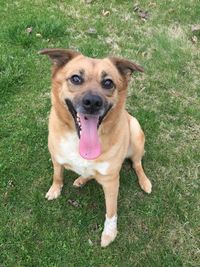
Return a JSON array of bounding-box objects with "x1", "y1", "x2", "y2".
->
[{"x1": 65, "y1": 99, "x2": 112, "y2": 160}]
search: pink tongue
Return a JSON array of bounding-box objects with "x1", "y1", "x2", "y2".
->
[{"x1": 79, "y1": 114, "x2": 101, "y2": 160}]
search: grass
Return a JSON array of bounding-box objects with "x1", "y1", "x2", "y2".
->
[{"x1": 0, "y1": 0, "x2": 200, "y2": 266}]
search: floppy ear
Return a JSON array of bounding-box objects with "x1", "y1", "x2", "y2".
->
[
  {"x1": 109, "y1": 56, "x2": 144, "y2": 77},
  {"x1": 38, "y1": 48, "x2": 81, "y2": 67}
]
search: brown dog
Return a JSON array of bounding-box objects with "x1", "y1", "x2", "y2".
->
[{"x1": 39, "y1": 49, "x2": 152, "y2": 247}]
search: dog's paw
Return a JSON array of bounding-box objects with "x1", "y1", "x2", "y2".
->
[
  {"x1": 45, "y1": 184, "x2": 62, "y2": 200},
  {"x1": 101, "y1": 230, "x2": 117, "y2": 247},
  {"x1": 101, "y1": 214, "x2": 118, "y2": 247},
  {"x1": 139, "y1": 177, "x2": 152, "y2": 194},
  {"x1": 73, "y1": 176, "x2": 88, "y2": 188}
]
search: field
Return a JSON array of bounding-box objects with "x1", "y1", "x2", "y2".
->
[{"x1": 0, "y1": 0, "x2": 199, "y2": 266}]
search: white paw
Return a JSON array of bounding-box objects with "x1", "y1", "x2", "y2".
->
[
  {"x1": 139, "y1": 178, "x2": 152, "y2": 194},
  {"x1": 73, "y1": 176, "x2": 86, "y2": 188},
  {"x1": 101, "y1": 229, "x2": 117, "y2": 247},
  {"x1": 101, "y1": 214, "x2": 118, "y2": 247},
  {"x1": 45, "y1": 184, "x2": 62, "y2": 200}
]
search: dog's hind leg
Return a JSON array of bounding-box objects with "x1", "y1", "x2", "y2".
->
[
  {"x1": 128, "y1": 115, "x2": 152, "y2": 194},
  {"x1": 45, "y1": 158, "x2": 64, "y2": 200},
  {"x1": 73, "y1": 176, "x2": 91, "y2": 188}
]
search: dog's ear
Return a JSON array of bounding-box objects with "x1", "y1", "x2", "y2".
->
[
  {"x1": 38, "y1": 49, "x2": 81, "y2": 67},
  {"x1": 109, "y1": 57, "x2": 144, "y2": 78}
]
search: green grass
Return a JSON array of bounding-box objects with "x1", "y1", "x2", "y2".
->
[{"x1": 0, "y1": 0, "x2": 200, "y2": 266}]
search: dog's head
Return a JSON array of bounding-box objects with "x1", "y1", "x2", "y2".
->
[{"x1": 39, "y1": 49, "x2": 143, "y2": 160}]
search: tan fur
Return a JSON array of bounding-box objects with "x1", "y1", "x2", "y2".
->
[{"x1": 40, "y1": 49, "x2": 152, "y2": 247}]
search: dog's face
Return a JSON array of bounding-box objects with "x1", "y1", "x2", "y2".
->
[{"x1": 40, "y1": 49, "x2": 143, "y2": 159}]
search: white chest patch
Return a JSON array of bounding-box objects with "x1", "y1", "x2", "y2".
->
[{"x1": 55, "y1": 133, "x2": 109, "y2": 178}]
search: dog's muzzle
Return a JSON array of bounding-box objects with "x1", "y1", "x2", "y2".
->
[{"x1": 65, "y1": 92, "x2": 112, "y2": 160}]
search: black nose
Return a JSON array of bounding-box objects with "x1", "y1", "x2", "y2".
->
[{"x1": 82, "y1": 93, "x2": 103, "y2": 113}]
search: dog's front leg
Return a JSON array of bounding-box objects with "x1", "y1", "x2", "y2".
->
[
  {"x1": 98, "y1": 176, "x2": 119, "y2": 247},
  {"x1": 45, "y1": 158, "x2": 64, "y2": 200}
]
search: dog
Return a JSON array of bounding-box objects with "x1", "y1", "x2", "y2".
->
[{"x1": 39, "y1": 49, "x2": 152, "y2": 247}]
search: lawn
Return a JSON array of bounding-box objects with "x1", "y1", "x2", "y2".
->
[{"x1": 0, "y1": 0, "x2": 200, "y2": 266}]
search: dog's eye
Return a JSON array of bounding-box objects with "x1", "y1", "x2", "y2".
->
[
  {"x1": 70, "y1": 75, "x2": 83, "y2": 85},
  {"x1": 102, "y1": 79, "x2": 114, "y2": 90}
]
